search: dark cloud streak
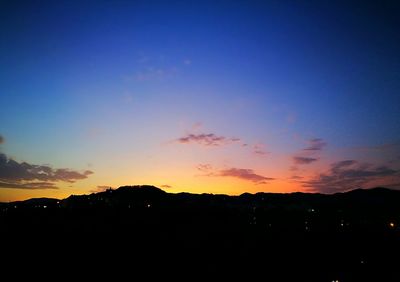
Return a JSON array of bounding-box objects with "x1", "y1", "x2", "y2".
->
[
  {"x1": 253, "y1": 143, "x2": 268, "y2": 156},
  {"x1": 0, "y1": 153, "x2": 93, "y2": 190},
  {"x1": 0, "y1": 181, "x2": 58, "y2": 190},
  {"x1": 293, "y1": 156, "x2": 318, "y2": 165},
  {"x1": 177, "y1": 133, "x2": 240, "y2": 147},
  {"x1": 304, "y1": 138, "x2": 327, "y2": 151},
  {"x1": 303, "y1": 160, "x2": 400, "y2": 193}
]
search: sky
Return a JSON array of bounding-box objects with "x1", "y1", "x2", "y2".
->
[{"x1": 1, "y1": 0, "x2": 400, "y2": 201}]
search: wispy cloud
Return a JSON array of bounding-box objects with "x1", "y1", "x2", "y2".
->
[
  {"x1": 293, "y1": 156, "x2": 318, "y2": 165},
  {"x1": 161, "y1": 184, "x2": 172, "y2": 189},
  {"x1": 0, "y1": 153, "x2": 93, "y2": 190},
  {"x1": 90, "y1": 185, "x2": 112, "y2": 193},
  {"x1": 196, "y1": 164, "x2": 274, "y2": 184},
  {"x1": 290, "y1": 137, "x2": 325, "y2": 166},
  {"x1": 0, "y1": 181, "x2": 58, "y2": 190},
  {"x1": 196, "y1": 164, "x2": 213, "y2": 173},
  {"x1": 175, "y1": 126, "x2": 269, "y2": 158},
  {"x1": 176, "y1": 133, "x2": 241, "y2": 147},
  {"x1": 290, "y1": 175, "x2": 304, "y2": 180},
  {"x1": 302, "y1": 160, "x2": 400, "y2": 193},
  {"x1": 220, "y1": 168, "x2": 274, "y2": 184},
  {"x1": 253, "y1": 143, "x2": 269, "y2": 156},
  {"x1": 331, "y1": 160, "x2": 357, "y2": 171},
  {"x1": 304, "y1": 138, "x2": 327, "y2": 151},
  {"x1": 351, "y1": 141, "x2": 400, "y2": 152}
]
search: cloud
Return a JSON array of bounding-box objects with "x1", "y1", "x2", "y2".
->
[
  {"x1": 196, "y1": 164, "x2": 274, "y2": 184},
  {"x1": 90, "y1": 185, "x2": 112, "y2": 193},
  {"x1": 0, "y1": 181, "x2": 58, "y2": 190},
  {"x1": 331, "y1": 160, "x2": 357, "y2": 172},
  {"x1": 196, "y1": 164, "x2": 214, "y2": 176},
  {"x1": 220, "y1": 168, "x2": 274, "y2": 184},
  {"x1": 290, "y1": 175, "x2": 304, "y2": 180},
  {"x1": 161, "y1": 184, "x2": 172, "y2": 189},
  {"x1": 304, "y1": 138, "x2": 327, "y2": 151},
  {"x1": 176, "y1": 133, "x2": 241, "y2": 147},
  {"x1": 352, "y1": 141, "x2": 400, "y2": 152},
  {"x1": 0, "y1": 153, "x2": 93, "y2": 190},
  {"x1": 293, "y1": 156, "x2": 318, "y2": 165},
  {"x1": 196, "y1": 164, "x2": 213, "y2": 172},
  {"x1": 291, "y1": 138, "x2": 324, "y2": 166},
  {"x1": 253, "y1": 143, "x2": 269, "y2": 156},
  {"x1": 0, "y1": 135, "x2": 4, "y2": 144},
  {"x1": 302, "y1": 160, "x2": 400, "y2": 193}
]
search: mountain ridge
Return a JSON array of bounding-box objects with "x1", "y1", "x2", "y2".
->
[{"x1": 4, "y1": 185, "x2": 398, "y2": 209}]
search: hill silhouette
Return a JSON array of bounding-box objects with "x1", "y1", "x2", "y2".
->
[
  {"x1": 2, "y1": 185, "x2": 400, "y2": 280},
  {"x1": 7, "y1": 185, "x2": 400, "y2": 216}
]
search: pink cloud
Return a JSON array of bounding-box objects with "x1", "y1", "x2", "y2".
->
[{"x1": 196, "y1": 164, "x2": 274, "y2": 184}]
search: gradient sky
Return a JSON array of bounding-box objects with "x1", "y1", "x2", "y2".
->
[{"x1": 1, "y1": 0, "x2": 400, "y2": 201}]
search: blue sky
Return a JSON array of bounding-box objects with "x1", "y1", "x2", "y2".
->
[{"x1": 1, "y1": 0, "x2": 400, "y2": 201}]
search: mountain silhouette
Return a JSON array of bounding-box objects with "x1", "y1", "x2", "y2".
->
[
  {"x1": 1, "y1": 185, "x2": 400, "y2": 281},
  {"x1": 6, "y1": 185, "x2": 400, "y2": 210}
]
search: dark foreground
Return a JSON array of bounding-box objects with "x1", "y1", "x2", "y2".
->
[{"x1": 1, "y1": 186, "x2": 400, "y2": 281}]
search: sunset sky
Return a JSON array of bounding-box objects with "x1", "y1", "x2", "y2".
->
[{"x1": 1, "y1": 0, "x2": 400, "y2": 201}]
